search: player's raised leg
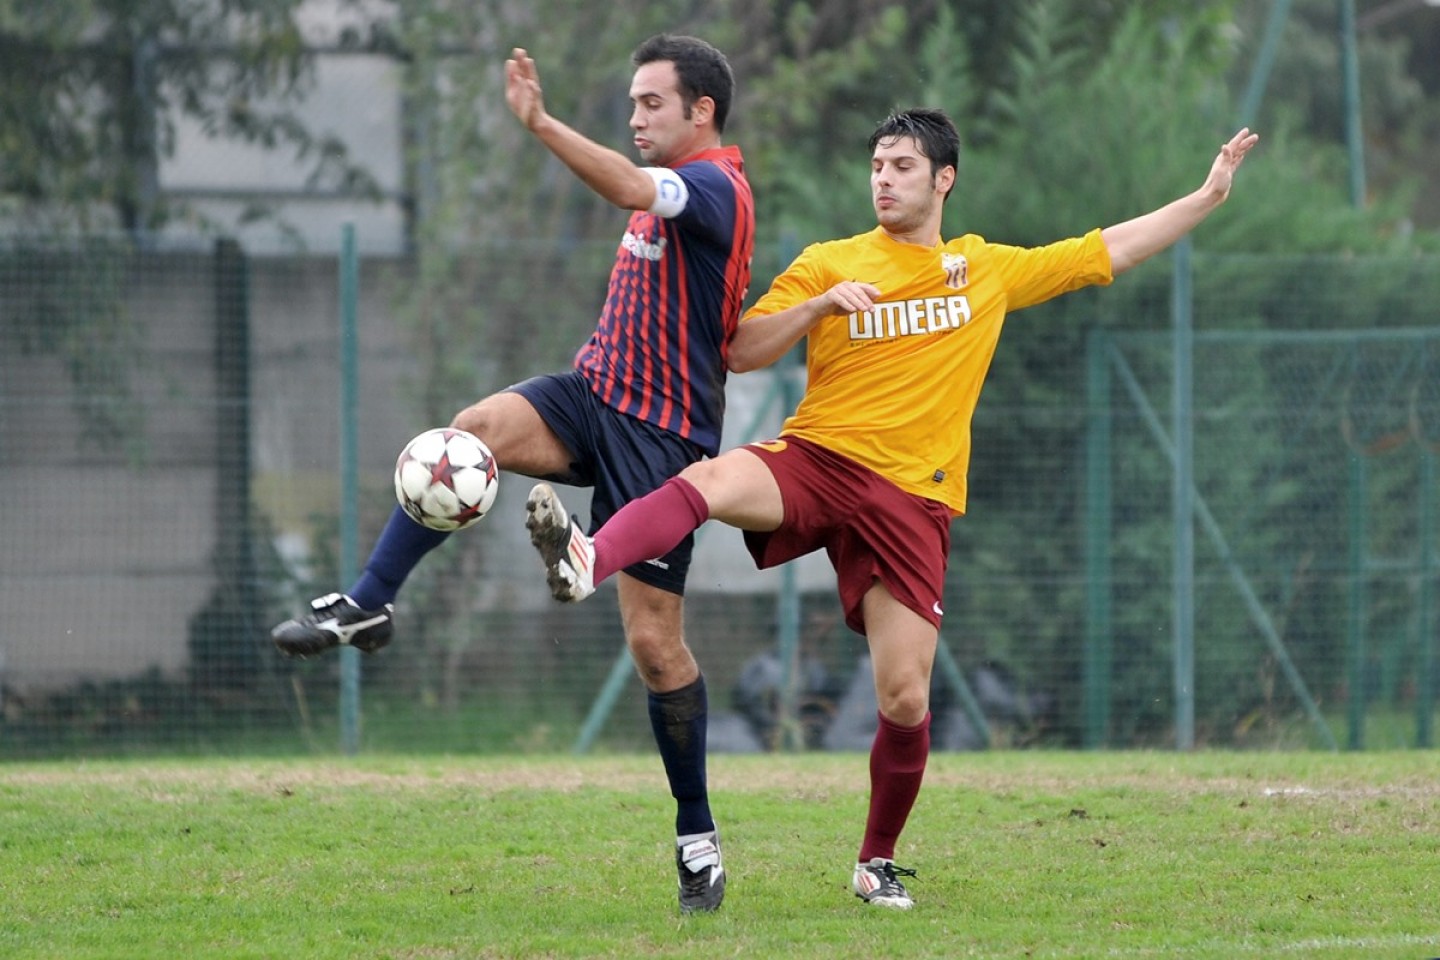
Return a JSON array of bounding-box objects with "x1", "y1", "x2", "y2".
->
[
  {"x1": 526, "y1": 475, "x2": 712, "y2": 603},
  {"x1": 525, "y1": 450, "x2": 783, "y2": 606}
]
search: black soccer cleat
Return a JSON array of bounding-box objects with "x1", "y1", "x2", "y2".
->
[
  {"x1": 852, "y1": 857, "x2": 916, "y2": 910},
  {"x1": 676, "y1": 829, "x2": 726, "y2": 914},
  {"x1": 271, "y1": 593, "x2": 394, "y2": 658}
]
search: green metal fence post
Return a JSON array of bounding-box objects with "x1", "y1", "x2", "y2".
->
[
  {"x1": 770, "y1": 230, "x2": 804, "y2": 749},
  {"x1": 211, "y1": 239, "x2": 261, "y2": 690},
  {"x1": 338, "y1": 223, "x2": 361, "y2": 756},
  {"x1": 1237, "y1": 0, "x2": 1295, "y2": 128},
  {"x1": 1172, "y1": 240, "x2": 1196, "y2": 751},
  {"x1": 1346, "y1": 451, "x2": 1367, "y2": 750},
  {"x1": 572, "y1": 649, "x2": 636, "y2": 755},
  {"x1": 1419, "y1": 447, "x2": 1436, "y2": 748},
  {"x1": 774, "y1": 357, "x2": 804, "y2": 750},
  {"x1": 934, "y1": 638, "x2": 989, "y2": 749},
  {"x1": 1339, "y1": 0, "x2": 1367, "y2": 209},
  {"x1": 1084, "y1": 330, "x2": 1113, "y2": 749}
]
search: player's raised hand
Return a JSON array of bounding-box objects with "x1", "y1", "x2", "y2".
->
[
  {"x1": 505, "y1": 47, "x2": 546, "y2": 130},
  {"x1": 1203, "y1": 128, "x2": 1259, "y2": 203}
]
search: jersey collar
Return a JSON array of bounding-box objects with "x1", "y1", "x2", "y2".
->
[{"x1": 667, "y1": 144, "x2": 745, "y2": 169}]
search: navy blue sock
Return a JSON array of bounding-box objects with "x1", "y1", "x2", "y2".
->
[
  {"x1": 347, "y1": 506, "x2": 451, "y2": 610},
  {"x1": 649, "y1": 675, "x2": 715, "y2": 837}
]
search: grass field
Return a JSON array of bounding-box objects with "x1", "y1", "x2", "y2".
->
[{"x1": 3, "y1": 750, "x2": 1438, "y2": 959}]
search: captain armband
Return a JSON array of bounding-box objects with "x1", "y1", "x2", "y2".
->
[{"x1": 642, "y1": 167, "x2": 690, "y2": 218}]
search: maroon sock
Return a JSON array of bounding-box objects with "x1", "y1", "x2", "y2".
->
[
  {"x1": 593, "y1": 477, "x2": 710, "y2": 584},
  {"x1": 858, "y1": 710, "x2": 931, "y2": 863}
]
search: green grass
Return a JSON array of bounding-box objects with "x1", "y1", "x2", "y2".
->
[{"x1": 2, "y1": 751, "x2": 1438, "y2": 959}]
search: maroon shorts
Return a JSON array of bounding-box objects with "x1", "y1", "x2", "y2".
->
[{"x1": 741, "y1": 436, "x2": 953, "y2": 635}]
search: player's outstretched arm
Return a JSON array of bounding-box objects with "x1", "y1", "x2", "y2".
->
[
  {"x1": 1101, "y1": 128, "x2": 1259, "y2": 276},
  {"x1": 504, "y1": 47, "x2": 657, "y2": 212}
]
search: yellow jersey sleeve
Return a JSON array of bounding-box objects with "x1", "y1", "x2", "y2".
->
[{"x1": 984, "y1": 227, "x2": 1114, "y2": 310}]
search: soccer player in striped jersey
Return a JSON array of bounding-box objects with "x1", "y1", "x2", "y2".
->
[
  {"x1": 272, "y1": 34, "x2": 754, "y2": 914},
  {"x1": 527, "y1": 108, "x2": 1257, "y2": 909}
]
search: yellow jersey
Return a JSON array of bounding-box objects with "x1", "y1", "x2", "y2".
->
[{"x1": 741, "y1": 226, "x2": 1113, "y2": 515}]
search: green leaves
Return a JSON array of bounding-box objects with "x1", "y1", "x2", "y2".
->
[{"x1": 0, "y1": 0, "x2": 380, "y2": 232}]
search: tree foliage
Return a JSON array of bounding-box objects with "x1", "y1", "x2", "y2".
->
[
  {"x1": 0, "y1": 0, "x2": 381, "y2": 233},
  {"x1": 5, "y1": 0, "x2": 1433, "y2": 246},
  {"x1": 1234, "y1": 0, "x2": 1440, "y2": 232}
]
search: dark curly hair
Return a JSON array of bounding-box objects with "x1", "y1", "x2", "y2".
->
[{"x1": 868, "y1": 108, "x2": 960, "y2": 198}]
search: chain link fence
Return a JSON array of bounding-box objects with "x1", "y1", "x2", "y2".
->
[{"x1": 1, "y1": 238, "x2": 1436, "y2": 756}]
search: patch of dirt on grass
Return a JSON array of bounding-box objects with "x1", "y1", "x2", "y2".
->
[{"x1": 3, "y1": 753, "x2": 1438, "y2": 803}]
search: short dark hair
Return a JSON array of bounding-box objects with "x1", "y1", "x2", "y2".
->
[
  {"x1": 868, "y1": 108, "x2": 960, "y2": 198},
  {"x1": 632, "y1": 34, "x2": 735, "y2": 134}
]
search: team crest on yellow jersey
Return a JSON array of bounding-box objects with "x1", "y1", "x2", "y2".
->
[{"x1": 942, "y1": 252, "x2": 968, "y2": 290}]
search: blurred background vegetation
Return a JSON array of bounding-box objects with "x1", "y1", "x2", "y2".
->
[
  {"x1": 3, "y1": 0, "x2": 1438, "y2": 252},
  {"x1": 2, "y1": 0, "x2": 1437, "y2": 755}
]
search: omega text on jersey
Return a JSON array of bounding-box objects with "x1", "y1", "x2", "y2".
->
[{"x1": 848, "y1": 295, "x2": 972, "y2": 342}]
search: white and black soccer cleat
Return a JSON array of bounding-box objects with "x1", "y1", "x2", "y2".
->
[
  {"x1": 852, "y1": 857, "x2": 916, "y2": 910},
  {"x1": 676, "y1": 829, "x2": 726, "y2": 914},
  {"x1": 271, "y1": 593, "x2": 394, "y2": 658},
  {"x1": 524, "y1": 483, "x2": 596, "y2": 602}
]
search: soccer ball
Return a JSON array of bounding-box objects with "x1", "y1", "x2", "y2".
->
[{"x1": 393, "y1": 427, "x2": 499, "y2": 532}]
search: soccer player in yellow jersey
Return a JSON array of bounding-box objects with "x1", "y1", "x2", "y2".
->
[{"x1": 527, "y1": 108, "x2": 1258, "y2": 909}]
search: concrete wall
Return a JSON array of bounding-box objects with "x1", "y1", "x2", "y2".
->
[
  {"x1": 0, "y1": 250, "x2": 421, "y2": 688},
  {"x1": 161, "y1": 1, "x2": 409, "y2": 256},
  {"x1": 1, "y1": 253, "x2": 221, "y2": 686},
  {"x1": 0, "y1": 247, "x2": 831, "y2": 691}
]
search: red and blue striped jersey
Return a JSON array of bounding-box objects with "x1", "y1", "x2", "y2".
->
[{"x1": 575, "y1": 145, "x2": 754, "y2": 456}]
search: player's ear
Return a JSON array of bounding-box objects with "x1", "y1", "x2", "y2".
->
[
  {"x1": 937, "y1": 164, "x2": 956, "y2": 195},
  {"x1": 691, "y1": 95, "x2": 715, "y2": 128}
]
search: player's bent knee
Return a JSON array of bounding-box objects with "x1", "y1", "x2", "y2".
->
[
  {"x1": 450, "y1": 403, "x2": 490, "y2": 435},
  {"x1": 877, "y1": 687, "x2": 930, "y2": 727},
  {"x1": 627, "y1": 635, "x2": 698, "y2": 690}
]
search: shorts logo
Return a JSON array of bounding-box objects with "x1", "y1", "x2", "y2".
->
[
  {"x1": 942, "y1": 253, "x2": 968, "y2": 290},
  {"x1": 751, "y1": 439, "x2": 788, "y2": 453},
  {"x1": 932, "y1": 601, "x2": 945, "y2": 617}
]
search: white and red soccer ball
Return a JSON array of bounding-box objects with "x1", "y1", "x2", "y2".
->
[{"x1": 393, "y1": 427, "x2": 499, "y2": 532}]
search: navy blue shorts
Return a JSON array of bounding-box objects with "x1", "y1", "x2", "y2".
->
[{"x1": 508, "y1": 371, "x2": 706, "y2": 595}]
